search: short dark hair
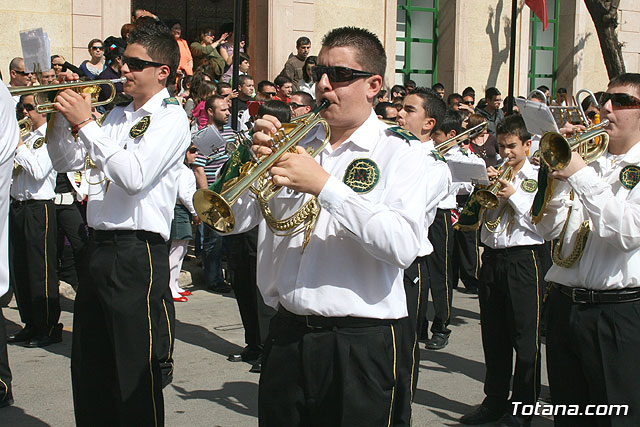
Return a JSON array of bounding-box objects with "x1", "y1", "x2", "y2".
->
[
  {"x1": 462, "y1": 86, "x2": 475, "y2": 98},
  {"x1": 405, "y1": 79, "x2": 416, "y2": 88},
  {"x1": 447, "y1": 93, "x2": 462, "y2": 106},
  {"x1": 496, "y1": 114, "x2": 530, "y2": 143},
  {"x1": 257, "y1": 80, "x2": 275, "y2": 93},
  {"x1": 485, "y1": 87, "x2": 501, "y2": 100},
  {"x1": 537, "y1": 85, "x2": 550, "y2": 93},
  {"x1": 437, "y1": 109, "x2": 464, "y2": 135},
  {"x1": 529, "y1": 91, "x2": 546, "y2": 102},
  {"x1": 237, "y1": 74, "x2": 254, "y2": 88},
  {"x1": 205, "y1": 94, "x2": 227, "y2": 113},
  {"x1": 127, "y1": 23, "x2": 179, "y2": 84},
  {"x1": 557, "y1": 87, "x2": 567, "y2": 94},
  {"x1": 608, "y1": 73, "x2": 640, "y2": 95},
  {"x1": 411, "y1": 87, "x2": 447, "y2": 128},
  {"x1": 390, "y1": 85, "x2": 406, "y2": 97},
  {"x1": 216, "y1": 81, "x2": 231, "y2": 93},
  {"x1": 258, "y1": 100, "x2": 291, "y2": 123},
  {"x1": 199, "y1": 28, "x2": 214, "y2": 42},
  {"x1": 238, "y1": 52, "x2": 250, "y2": 63},
  {"x1": 321, "y1": 27, "x2": 386, "y2": 78},
  {"x1": 9, "y1": 57, "x2": 22, "y2": 72},
  {"x1": 376, "y1": 89, "x2": 387, "y2": 100},
  {"x1": 296, "y1": 36, "x2": 311, "y2": 47},
  {"x1": 274, "y1": 75, "x2": 292, "y2": 88},
  {"x1": 103, "y1": 36, "x2": 126, "y2": 63},
  {"x1": 432, "y1": 82, "x2": 444, "y2": 91},
  {"x1": 291, "y1": 91, "x2": 314, "y2": 107},
  {"x1": 193, "y1": 80, "x2": 217, "y2": 103},
  {"x1": 374, "y1": 102, "x2": 395, "y2": 119},
  {"x1": 87, "y1": 38, "x2": 103, "y2": 50}
]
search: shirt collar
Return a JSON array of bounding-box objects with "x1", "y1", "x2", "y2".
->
[
  {"x1": 619, "y1": 140, "x2": 640, "y2": 164},
  {"x1": 124, "y1": 88, "x2": 170, "y2": 118},
  {"x1": 343, "y1": 110, "x2": 382, "y2": 151},
  {"x1": 516, "y1": 157, "x2": 534, "y2": 178},
  {"x1": 34, "y1": 122, "x2": 47, "y2": 136}
]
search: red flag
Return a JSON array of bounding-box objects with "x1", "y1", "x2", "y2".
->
[{"x1": 525, "y1": 0, "x2": 548, "y2": 31}]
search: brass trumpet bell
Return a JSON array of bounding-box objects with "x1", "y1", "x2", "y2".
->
[
  {"x1": 539, "y1": 120, "x2": 609, "y2": 170},
  {"x1": 193, "y1": 189, "x2": 235, "y2": 233},
  {"x1": 475, "y1": 163, "x2": 513, "y2": 209}
]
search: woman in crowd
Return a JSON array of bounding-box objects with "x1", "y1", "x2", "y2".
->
[
  {"x1": 79, "y1": 39, "x2": 106, "y2": 80},
  {"x1": 168, "y1": 20, "x2": 193, "y2": 79},
  {"x1": 219, "y1": 23, "x2": 245, "y2": 84},
  {"x1": 466, "y1": 113, "x2": 500, "y2": 167},
  {"x1": 190, "y1": 28, "x2": 227, "y2": 81},
  {"x1": 298, "y1": 55, "x2": 316, "y2": 98},
  {"x1": 191, "y1": 81, "x2": 218, "y2": 131}
]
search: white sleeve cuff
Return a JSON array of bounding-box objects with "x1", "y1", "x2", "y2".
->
[{"x1": 317, "y1": 175, "x2": 352, "y2": 214}]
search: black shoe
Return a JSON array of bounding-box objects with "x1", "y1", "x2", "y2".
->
[
  {"x1": 228, "y1": 346, "x2": 261, "y2": 363},
  {"x1": 249, "y1": 356, "x2": 262, "y2": 373},
  {"x1": 7, "y1": 326, "x2": 35, "y2": 344},
  {"x1": 460, "y1": 405, "x2": 505, "y2": 425},
  {"x1": 0, "y1": 392, "x2": 13, "y2": 409},
  {"x1": 495, "y1": 413, "x2": 531, "y2": 427},
  {"x1": 209, "y1": 282, "x2": 232, "y2": 293},
  {"x1": 25, "y1": 323, "x2": 63, "y2": 348},
  {"x1": 425, "y1": 332, "x2": 449, "y2": 350},
  {"x1": 460, "y1": 286, "x2": 478, "y2": 295}
]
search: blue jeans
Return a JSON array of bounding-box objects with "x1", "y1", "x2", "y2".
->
[{"x1": 202, "y1": 226, "x2": 224, "y2": 286}]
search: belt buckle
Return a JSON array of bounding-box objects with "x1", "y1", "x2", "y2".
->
[
  {"x1": 571, "y1": 288, "x2": 592, "y2": 304},
  {"x1": 304, "y1": 315, "x2": 325, "y2": 330}
]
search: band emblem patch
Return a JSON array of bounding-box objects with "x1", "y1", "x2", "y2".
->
[
  {"x1": 32, "y1": 137, "x2": 45, "y2": 149},
  {"x1": 129, "y1": 115, "x2": 151, "y2": 139},
  {"x1": 164, "y1": 97, "x2": 180, "y2": 105},
  {"x1": 521, "y1": 179, "x2": 538, "y2": 193},
  {"x1": 620, "y1": 165, "x2": 640, "y2": 190},
  {"x1": 343, "y1": 158, "x2": 380, "y2": 194}
]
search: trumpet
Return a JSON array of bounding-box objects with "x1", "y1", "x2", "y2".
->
[
  {"x1": 18, "y1": 117, "x2": 32, "y2": 138},
  {"x1": 475, "y1": 159, "x2": 514, "y2": 209},
  {"x1": 435, "y1": 121, "x2": 488, "y2": 154},
  {"x1": 9, "y1": 78, "x2": 127, "y2": 114},
  {"x1": 539, "y1": 120, "x2": 609, "y2": 171},
  {"x1": 193, "y1": 99, "x2": 331, "y2": 234}
]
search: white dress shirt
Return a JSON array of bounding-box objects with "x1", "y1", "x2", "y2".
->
[
  {"x1": 176, "y1": 164, "x2": 197, "y2": 216},
  {"x1": 0, "y1": 81, "x2": 19, "y2": 297},
  {"x1": 438, "y1": 146, "x2": 487, "y2": 209},
  {"x1": 481, "y1": 158, "x2": 544, "y2": 249},
  {"x1": 11, "y1": 122, "x2": 56, "y2": 201},
  {"x1": 536, "y1": 143, "x2": 640, "y2": 289},
  {"x1": 229, "y1": 110, "x2": 432, "y2": 318},
  {"x1": 416, "y1": 139, "x2": 450, "y2": 256},
  {"x1": 47, "y1": 88, "x2": 191, "y2": 241}
]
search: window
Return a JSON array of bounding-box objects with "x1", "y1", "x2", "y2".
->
[
  {"x1": 396, "y1": 0, "x2": 439, "y2": 87},
  {"x1": 528, "y1": 0, "x2": 559, "y2": 93}
]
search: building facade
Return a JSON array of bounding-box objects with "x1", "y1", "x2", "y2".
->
[{"x1": 1, "y1": 0, "x2": 638, "y2": 101}]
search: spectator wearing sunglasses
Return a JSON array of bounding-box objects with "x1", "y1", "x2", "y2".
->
[
  {"x1": 79, "y1": 39, "x2": 106, "y2": 80},
  {"x1": 48, "y1": 23, "x2": 191, "y2": 425},
  {"x1": 374, "y1": 101, "x2": 398, "y2": 122},
  {"x1": 536, "y1": 73, "x2": 640, "y2": 427},
  {"x1": 97, "y1": 36, "x2": 127, "y2": 110},
  {"x1": 390, "y1": 84, "x2": 406, "y2": 103},
  {"x1": 242, "y1": 26, "x2": 435, "y2": 426},
  {"x1": 8, "y1": 58, "x2": 32, "y2": 104},
  {"x1": 257, "y1": 80, "x2": 277, "y2": 99},
  {"x1": 289, "y1": 90, "x2": 313, "y2": 118}
]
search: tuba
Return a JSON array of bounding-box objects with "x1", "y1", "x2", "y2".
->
[
  {"x1": 475, "y1": 159, "x2": 514, "y2": 209},
  {"x1": 434, "y1": 121, "x2": 488, "y2": 154},
  {"x1": 539, "y1": 120, "x2": 609, "y2": 171},
  {"x1": 193, "y1": 99, "x2": 331, "y2": 237},
  {"x1": 9, "y1": 78, "x2": 126, "y2": 114}
]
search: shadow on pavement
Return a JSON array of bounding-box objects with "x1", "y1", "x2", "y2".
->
[
  {"x1": 171, "y1": 381, "x2": 258, "y2": 418},
  {"x1": 175, "y1": 318, "x2": 243, "y2": 358},
  {"x1": 413, "y1": 387, "x2": 475, "y2": 422},
  {"x1": 1, "y1": 405, "x2": 52, "y2": 426},
  {"x1": 5, "y1": 316, "x2": 72, "y2": 359},
  {"x1": 421, "y1": 348, "x2": 486, "y2": 384}
]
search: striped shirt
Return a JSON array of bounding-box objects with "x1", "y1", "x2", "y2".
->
[{"x1": 192, "y1": 124, "x2": 236, "y2": 185}]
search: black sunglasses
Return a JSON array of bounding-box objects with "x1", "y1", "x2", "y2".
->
[
  {"x1": 312, "y1": 65, "x2": 375, "y2": 83},
  {"x1": 599, "y1": 92, "x2": 640, "y2": 110},
  {"x1": 586, "y1": 111, "x2": 597, "y2": 120},
  {"x1": 14, "y1": 70, "x2": 32, "y2": 76},
  {"x1": 264, "y1": 92, "x2": 276, "y2": 97},
  {"x1": 23, "y1": 103, "x2": 36, "y2": 112},
  {"x1": 91, "y1": 46, "x2": 104, "y2": 51},
  {"x1": 122, "y1": 55, "x2": 168, "y2": 72},
  {"x1": 462, "y1": 100, "x2": 474, "y2": 105},
  {"x1": 289, "y1": 102, "x2": 307, "y2": 109},
  {"x1": 187, "y1": 146, "x2": 198, "y2": 153}
]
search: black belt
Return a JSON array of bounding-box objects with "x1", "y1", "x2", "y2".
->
[
  {"x1": 11, "y1": 198, "x2": 51, "y2": 207},
  {"x1": 91, "y1": 229, "x2": 164, "y2": 244},
  {"x1": 277, "y1": 306, "x2": 395, "y2": 329},
  {"x1": 552, "y1": 283, "x2": 640, "y2": 304},
  {"x1": 483, "y1": 244, "x2": 544, "y2": 255}
]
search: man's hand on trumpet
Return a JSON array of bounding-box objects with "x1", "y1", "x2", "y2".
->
[
  {"x1": 252, "y1": 115, "x2": 330, "y2": 197},
  {"x1": 549, "y1": 151, "x2": 587, "y2": 181},
  {"x1": 53, "y1": 89, "x2": 93, "y2": 129}
]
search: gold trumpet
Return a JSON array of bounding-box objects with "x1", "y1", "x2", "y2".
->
[
  {"x1": 9, "y1": 78, "x2": 127, "y2": 114},
  {"x1": 435, "y1": 121, "x2": 488, "y2": 154},
  {"x1": 539, "y1": 120, "x2": 609, "y2": 171},
  {"x1": 18, "y1": 117, "x2": 32, "y2": 138},
  {"x1": 193, "y1": 99, "x2": 331, "y2": 235},
  {"x1": 475, "y1": 160, "x2": 514, "y2": 209}
]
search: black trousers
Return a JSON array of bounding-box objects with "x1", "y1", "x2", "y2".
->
[
  {"x1": 546, "y1": 286, "x2": 640, "y2": 426},
  {"x1": 0, "y1": 307, "x2": 11, "y2": 402},
  {"x1": 394, "y1": 257, "x2": 428, "y2": 426},
  {"x1": 425, "y1": 209, "x2": 454, "y2": 335},
  {"x1": 71, "y1": 231, "x2": 173, "y2": 426},
  {"x1": 259, "y1": 311, "x2": 401, "y2": 426},
  {"x1": 479, "y1": 245, "x2": 543, "y2": 413},
  {"x1": 9, "y1": 200, "x2": 59, "y2": 334},
  {"x1": 55, "y1": 202, "x2": 88, "y2": 287}
]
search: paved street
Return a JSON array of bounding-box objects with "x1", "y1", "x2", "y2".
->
[{"x1": 2, "y1": 258, "x2": 552, "y2": 426}]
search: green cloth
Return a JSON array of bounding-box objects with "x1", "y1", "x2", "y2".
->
[
  {"x1": 454, "y1": 190, "x2": 485, "y2": 231},
  {"x1": 211, "y1": 144, "x2": 252, "y2": 193},
  {"x1": 190, "y1": 42, "x2": 226, "y2": 79},
  {"x1": 171, "y1": 204, "x2": 193, "y2": 240}
]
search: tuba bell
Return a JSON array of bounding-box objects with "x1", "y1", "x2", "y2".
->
[
  {"x1": 18, "y1": 117, "x2": 32, "y2": 138},
  {"x1": 193, "y1": 99, "x2": 331, "y2": 235}
]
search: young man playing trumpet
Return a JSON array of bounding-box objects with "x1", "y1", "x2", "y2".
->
[
  {"x1": 47, "y1": 23, "x2": 190, "y2": 425},
  {"x1": 461, "y1": 115, "x2": 544, "y2": 427},
  {"x1": 536, "y1": 73, "x2": 640, "y2": 426}
]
